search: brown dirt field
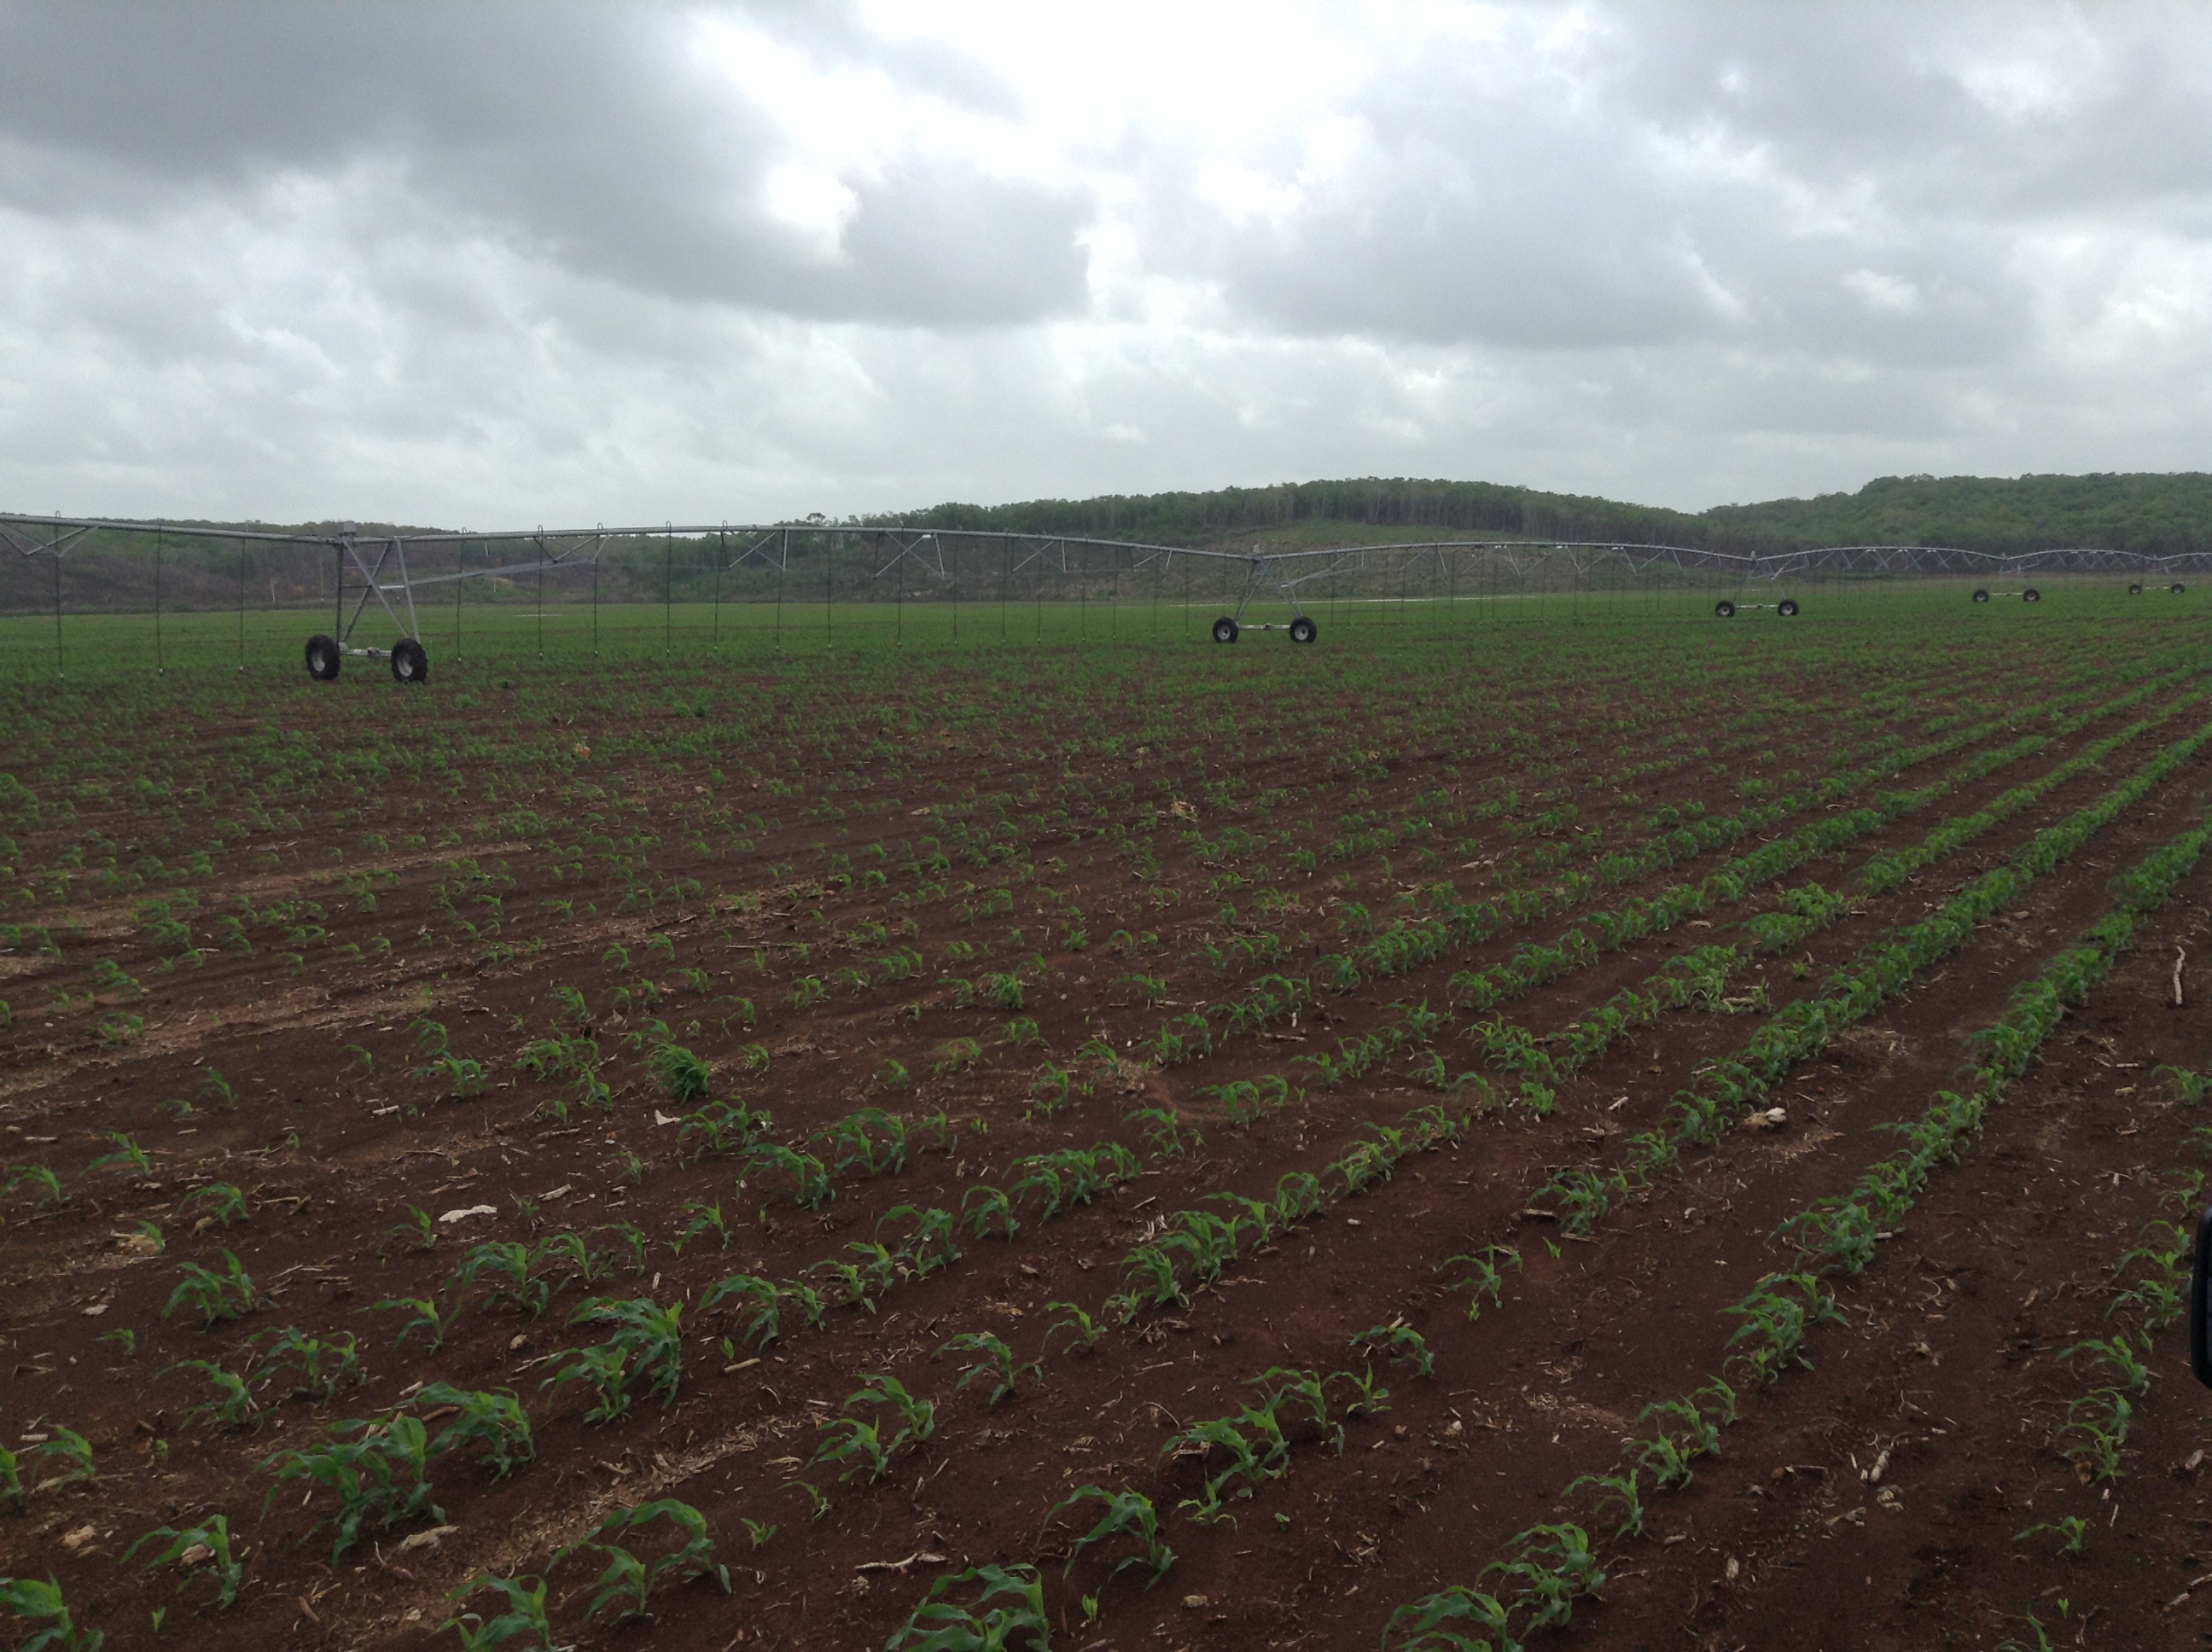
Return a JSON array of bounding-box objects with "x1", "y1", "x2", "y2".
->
[{"x1": 2, "y1": 605, "x2": 2209, "y2": 1652}]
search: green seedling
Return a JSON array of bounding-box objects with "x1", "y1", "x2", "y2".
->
[
  {"x1": 528, "y1": 1229, "x2": 611, "y2": 1293},
  {"x1": 450, "y1": 1242, "x2": 549, "y2": 1318},
  {"x1": 646, "y1": 1042, "x2": 711, "y2": 1102},
  {"x1": 0, "y1": 1575, "x2": 100, "y2": 1652},
  {"x1": 2016, "y1": 1515, "x2": 2088, "y2": 1556},
  {"x1": 557, "y1": 1498, "x2": 729, "y2": 1621},
  {"x1": 179, "y1": 1182, "x2": 248, "y2": 1230},
  {"x1": 885, "y1": 1563, "x2": 1049, "y2": 1652},
  {"x1": 129, "y1": 1514, "x2": 247, "y2": 1608},
  {"x1": 1351, "y1": 1324, "x2": 1435, "y2": 1378},
  {"x1": 3, "y1": 1163, "x2": 65, "y2": 1209},
  {"x1": 387, "y1": 1203, "x2": 439, "y2": 1252},
  {"x1": 2055, "y1": 1389, "x2": 2132, "y2": 1483},
  {"x1": 26, "y1": 1428, "x2": 93, "y2": 1491},
  {"x1": 411, "y1": 1384, "x2": 534, "y2": 1480},
  {"x1": 1045, "y1": 1486, "x2": 1176, "y2": 1587},
  {"x1": 1330, "y1": 1364, "x2": 1391, "y2": 1421},
  {"x1": 960, "y1": 1184, "x2": 1020, "y2": 1242},
  {"x1": 88, "y1": 1133, "x2": 152, "y2": 1178},
  {"x1": 677, "y1": 1099, "x2": 772, "y2": 1162},
  {"x1": 1382, "y1": 1584, "x2": 1516, "y2": 1652},
  {"x1": 1483, "y1": 1521, "x2": 1606, "y2": 1633},
  {"x1": 882, "y1": 1204, "x2": 962, "y2": 1277},
  {"x1": 547, "y1": 1297, "x2": 685, "y2": 1420},
  {"x1": 812, "y1": 1373, "x2": 935, "y2": 1483},
  {"x1": 739, "y1": 1142, "x2": 832, "y2": 1209},
  {"x1": 367, "y1": 1296, "x2": 445, "y2": 1352},
  {"x1": 251, "y1": 1327, "x2": 362, "y2": 1402},
  {"x1": 164, "y1": 1250, "x2": 257, "y2": 1329},
  {"x1": 701, "y1": 1273, "x2": 789, "y2": 1347},
  {"x1": 673, "y1": 1199, "x2": 732, "y2": 1255},
  {"x1": 1442, "y1": 1244, "x2": 1522, "y2": 1321},
  {"x1": 938, "y1": 1331, "x2": 1039, "y2": 1407},
  {"x1": 439, "y1": 1574, "x2": 555, "y2": 1652},
  {"x1": 1045, "y1": 1300, "x2": 1106, "y2": 1356},
  {"x1": 259, "y1": 1411, "x2": 442, "y2": 1561},
  {"x1": 172, "y1": 1360, "x2": 259, "y2": 1431},
  {"x1": 1566, "y1": 1469, "x2": 1645, "y2": 1539},
  {"x1": 2061, "y1": 1333, "x2": 2151, "y2": 1395}
]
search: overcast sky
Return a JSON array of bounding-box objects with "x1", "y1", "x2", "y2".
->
[{"x1": 3, "y1": 2, "x2": 2208, "y2": 526}]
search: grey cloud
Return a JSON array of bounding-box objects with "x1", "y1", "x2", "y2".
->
[
  {"x1": 1144, "y1": 6, "x2": 2195, "y2": 369},
  {"x1": 3, "y1": 3, "x2": 2210, "y2": 526},
  {"x1": 0, "y1": 2, "x2": 1090, "y2": 325}
]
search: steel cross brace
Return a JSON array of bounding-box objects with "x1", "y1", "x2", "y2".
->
[{"x1": 335, "y1": 534, "x2": 421, "y2": 654}]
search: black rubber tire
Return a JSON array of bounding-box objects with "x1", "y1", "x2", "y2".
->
[
  {"x1": 2174, "y1": 583, "x2": 2187, "y2": 595},
  {"x1": 2022, "y1": 588, "x2": 2040, "y2": 604},
  {"x1": 1211, "y1": 616, "x2": 1239, "y2": 644},
  {"x1": 305, "y1": 635, "x2": 341, "y2": 680},
  {"x1": 1777, "y1": 598, "x2": 1800, "y2": 618},
  {"x1": 1714, "y1": 599, "x2": 1737, "y2": 619},
  {"x1": 390, "y1": 637, "x2": 429, "y2": 683},
  {"x1": 1289, "y1": 614, "x2": 1318, "y2": 644},
  {"x1": 2129, "y1": 584, "x2": 2145, "y2": 596},
  {"x1": 1971, "y1": 588, "x2": 1990, "y2": 603}
]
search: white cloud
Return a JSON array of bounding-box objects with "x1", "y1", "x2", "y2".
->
[{"x1": 0, "y1": 2, "x2": 2209, "y2": 524}]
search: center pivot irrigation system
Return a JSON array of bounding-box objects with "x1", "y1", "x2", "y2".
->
[{"x1": 5, "y1": 513, "x2": 2212, "y2": 681}]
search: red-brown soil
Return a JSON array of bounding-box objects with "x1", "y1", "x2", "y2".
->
[{"x1": 3, "y1": 608, "x2": 2209, "y2": 1652}]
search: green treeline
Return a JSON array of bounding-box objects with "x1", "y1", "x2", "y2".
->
[
  {"x1": 1703, "y1": 472, "x2": 2212, "y2": 555},
  {"x1": 881, "y1": 471, "x2": 2212, "y2": 556}
]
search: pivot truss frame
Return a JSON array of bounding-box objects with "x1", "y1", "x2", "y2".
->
[{"x1": 8, "y1": 513, "x2": 2212, "y2": 675}]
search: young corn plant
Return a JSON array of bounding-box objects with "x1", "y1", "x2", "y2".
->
[
  {"x1": 812, "y1": 1374, "x2": 935, "y2": 1484},
  {"x1": 179, "y1": 1182, "x2": 249, "y2": 1230},
  {"x1": 251, "y1": 1327, "x2": 363, "y2": 1403},
  {"x1": 960, "y1": 1184, "x2": 1020, "y2": 1242},
  {"x1": 259, "y1": 1411, "x2": 442, "y2": 1561},
  {"x1": 1045, "y1": 1486, "x2": 1176, "y2": 1587},
  {"x1": 1351, "y1": 1324, "x2": 1435, "y2": 1379},
  {"x1": 1723, "y1": 1272, "x2": 1844, "y2": 1387},
  {"x1": 2055, "y1": 1389, "x2": 2132, "y2": 1483},
  {"x1": 1441, "y1": 1245, "x2": 1522, "y2": 1321},
  {"x1": 938, "y1": 1331, "x2": 1040, "y2": 1407},
  {"x1": 646, "y1": 1042, "x2": 712, "y2": 1103},
  {"x1": 1383, "y1": 1584, "x2": 1516, "y2": 1652},
  {"x1": 739, "y1": 1142, "x2": 833, "y2": 1210},
  {"x1": 411, "y1": 1384, "x2": 535, "y2": 1480},
  {"x1": 547, "y1": 1298, "x2": 685, "y2": 1421},
  {"x1": 1045, "y1": 1300, "x2": 1107, "y2": 1357},
  {"x1": 129, "y1": 1514, "x2": 247, "y2": 1609},
  {"x1": 88, "y1": 1132, "x2": 152, "y2": 1178},
  {"x1": 3, "y1": 1163, "x2": 66, "y2": 1209},
  {"x1": 883, "y1": 1205, "x2": 963, "y2": 1278},
  {"x1": 885, "y1": 1564, "x2": 1049, "y2": 1652},
  {"x1": 557, "y1": 1498, "x2": 730, "y2": 1622},
  {"x1": 439, "y1": 1574, "x2": 556, "y2": 1652},
  {"x1": 172, "y1": 1360, "x2": 259, "y2": 1431},
  {"x1": 163, "y1": 1251, "x2": 257, "y2": 1329},
  {"x1": 672, "y1": 1199, "x2": 732, "y2": 1255},
  {"x1": 450, "y1": 1241, "x2": 549, "y2": 1318},
  {"x1": 0, "y1": 1577, "x2": 101, "y2": 1652},
  {"x1": 366, "y1": 1296, "x2": 445, "y2": 1352},
  {"x1": 23, "y1": 1428, "x2": 93, "y2": 1492},
  {"x1": 2061, "y1": 1333, "x2": 2151, "y2": 1396},
  {"x1": 701, "y1": 1274, "x2": 788, "y2": 1348},
  {"x1": 1483, "y1": 1521, "x2": 1606, "y2": 1634},
  {"x1": 677, "y1": 1099, "x2": 772, "y2": 1162},
  {"x1": 1566, "y1": 1468, "x2": 1646, "y2": 1539}
]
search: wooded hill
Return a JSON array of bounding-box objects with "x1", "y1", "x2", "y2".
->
[{"x1": 882, "y1": 471, "x2": 2212, "y2": 557}]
